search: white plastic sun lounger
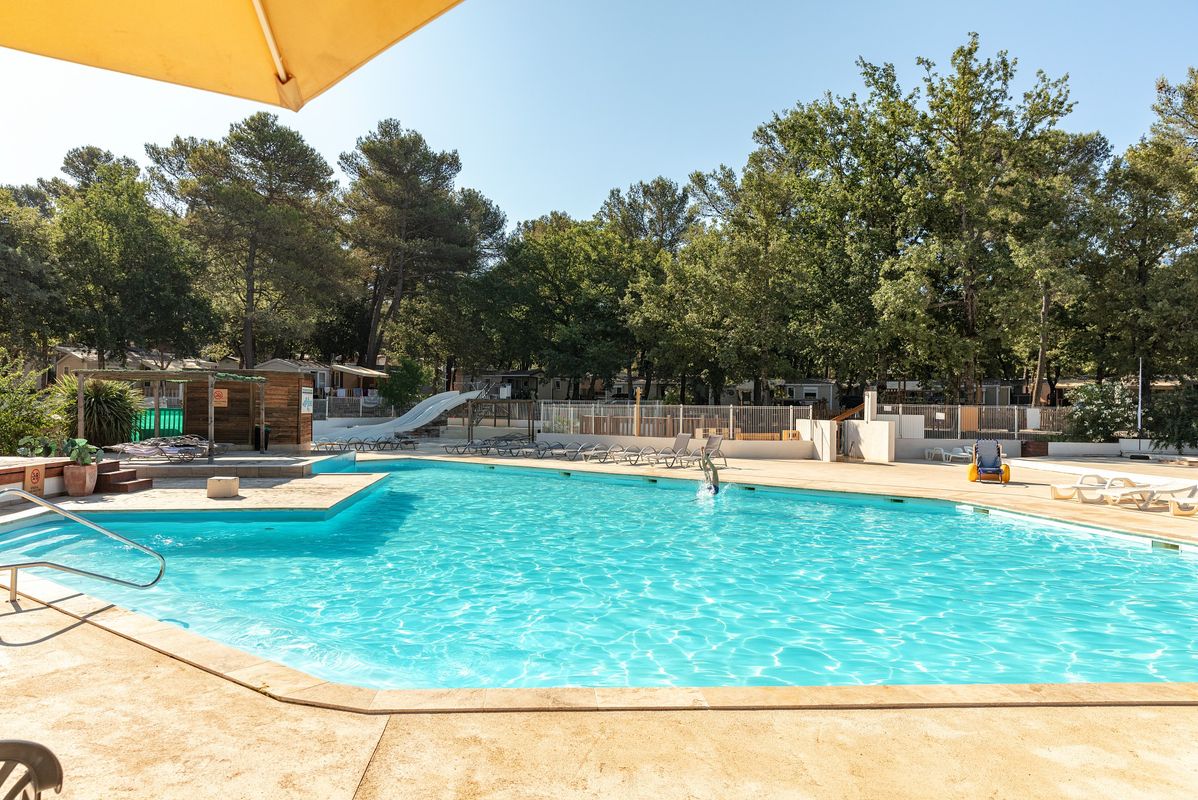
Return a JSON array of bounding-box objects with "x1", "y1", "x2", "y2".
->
[
  {"x1": 942, "y1": 446, "x2": 972, "y2": 463},
  {"x1": 1169, "y1": 495, "x2": 1198, "y2": 517},
  {"x1": 1098, "y1": 481, "x2": 1198, "y2": 511},
  {"x1": 1049, "y1": 474, "x2": 1141, "y2": 503}
]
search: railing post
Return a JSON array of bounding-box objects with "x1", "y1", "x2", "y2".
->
[{"x1": 728, "y1": 405, "x2": 735, "y2": 440}]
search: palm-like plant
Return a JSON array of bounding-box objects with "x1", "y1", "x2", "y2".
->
[{"x1": 51, "y1": 375, "x2": 143, "y2": 447}]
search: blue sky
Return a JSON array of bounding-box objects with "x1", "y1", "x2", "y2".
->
[{"x1": 1, "y1": 0, "x2": 1195, "y2": 226}]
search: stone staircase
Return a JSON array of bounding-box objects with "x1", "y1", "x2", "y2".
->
[{"x1": 96, "y1": 460, "x2": 153, "y2": 493}]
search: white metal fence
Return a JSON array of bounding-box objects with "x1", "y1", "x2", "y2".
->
[
  {"x1": 539, "y1": 403, "x2": 814, "y2": 440},
  {"x1": 877, "y1": 403, "x2": 1072, "y2": 440},
  {"x1": 314, "y1": 397, "x2": 403, "y2": 420}
]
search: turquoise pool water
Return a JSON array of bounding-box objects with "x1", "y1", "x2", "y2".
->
[{"x1": 3, "y1": 460, "x2": 1197, "y2": 688}]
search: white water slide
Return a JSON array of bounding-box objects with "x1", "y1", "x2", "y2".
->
[{"x1": 314, "y1": 390, "x2": 484, "y2": 439}]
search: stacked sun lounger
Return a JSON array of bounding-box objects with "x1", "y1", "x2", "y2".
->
[{"x1": 1049, "y1": 473, "x2": 1198, "y2": 516}]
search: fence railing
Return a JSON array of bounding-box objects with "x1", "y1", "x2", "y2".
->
[
  {"x1": 539, "y1": 403, "x2": 814, "y2": 440},
  {"x1": 316, "y1": 397, "x2": 400, "y2": 419},
  {"x1": 876, "y1": 403, "x2": 1072, "y2": 440}
]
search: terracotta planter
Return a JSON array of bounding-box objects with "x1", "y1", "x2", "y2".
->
[{"x1": 63, "y1": 463, "x2": 98, "y2": 497}]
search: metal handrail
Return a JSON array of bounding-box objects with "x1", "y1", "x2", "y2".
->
[{"x1": 0, "y1": 488, "x2": 166, "y2": 602}]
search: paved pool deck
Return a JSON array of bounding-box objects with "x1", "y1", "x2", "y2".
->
[{"x1": 3, "y1": 453, "x2": 1198, "y2": 797}]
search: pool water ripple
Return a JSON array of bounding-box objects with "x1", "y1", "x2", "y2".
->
[{"x1": 2, "y1": 460, "x2": 1198, "y2": 688}]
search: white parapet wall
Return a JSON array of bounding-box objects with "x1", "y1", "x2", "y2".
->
[
  {"x1": 843, "y1": 420, "x2": 895, "y2": 463},
  {"x1": 554, "y1": 433, "x2": 815, "y2": 460},
  {"x1": 803, "y1": 420, "x2": 837, "y2": 462},
  {"x1": 0, "y1": 477, "x2": 65, "y2": 504}
]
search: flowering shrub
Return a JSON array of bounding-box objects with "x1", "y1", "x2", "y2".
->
[{"x1": 1066, "y1": 382, "x2": 1137, "y2": 443}]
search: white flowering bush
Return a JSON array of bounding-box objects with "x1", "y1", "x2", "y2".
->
[{"x1": 1066, "y1": 382, "x2": 1137, "y2": 443}]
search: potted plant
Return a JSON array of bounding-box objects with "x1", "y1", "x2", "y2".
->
[{"x1": 61, "y1": 438, "x2": 102, "y2": 497}]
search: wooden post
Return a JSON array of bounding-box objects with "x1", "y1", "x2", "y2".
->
[
  {"x1": 207, "y1": 373, "x2": 215, "y2": 464},
  {"x1": 527, "y1": 400, "x2": 534, "y2": 441},
  {"x1": 153, "y1": 380, "x2": 161, "y2": 438},
  {"x1": 76, "y1": 372, "x2": 85, "y2": 439},
  {"x1": 633, "y1": 387, "x2": 642, "y2": 437},
  {"x1": 466, "y1": 399, "x2": 474, "y2": 442},
  {"x1": 259, "y1": 382, "x2": 267, "y2": 453}
]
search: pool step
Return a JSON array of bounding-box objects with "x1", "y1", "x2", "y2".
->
[{"x1": 96, "y1": 462, "x2": 153, "y2": 493}]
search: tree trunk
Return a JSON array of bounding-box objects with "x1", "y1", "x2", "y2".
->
[
  {"x1": 445, "y1": 354, "x2": 456, "y2": 392},
  {"x1": 1030, "y1": 283, "x2": 1050, "y2": 407},
  {"x1": 241, "y1": 238, "x2": 257, "y2": 368},
  {"x1": 366, "y1": 258, "x2": 405, "y2": 368}
]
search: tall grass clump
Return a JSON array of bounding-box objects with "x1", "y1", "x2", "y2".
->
[{"x1": 52, "y1": 374, "x2": 143, "y2": 447}]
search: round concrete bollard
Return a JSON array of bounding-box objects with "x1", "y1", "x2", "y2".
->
[{"x1": 206, "y1": 476, "x2": 240, "y2": 499}]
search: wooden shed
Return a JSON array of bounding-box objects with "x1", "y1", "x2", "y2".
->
[{"x1": 183, "y1": 371, "x2": 313, "y2": 449}]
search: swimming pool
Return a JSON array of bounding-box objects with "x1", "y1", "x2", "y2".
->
[{"x1": 3, "y1": 460, "x2": 1197, "y2": 689}]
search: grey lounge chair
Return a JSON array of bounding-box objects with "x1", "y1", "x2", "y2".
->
[
  {"x1": 638, "y1": 434, "x2": 694, "y2": 468},
  {"x1": 0, "y1": 740, "x2": 63, "y2": 799},
  {"x1": 679, "y1": 434, "x2": 728, "y2": 468}
]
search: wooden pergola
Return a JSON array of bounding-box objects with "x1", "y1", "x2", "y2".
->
[{"x1": 73, "y1": 369, "x2": 269, "y2": 464}]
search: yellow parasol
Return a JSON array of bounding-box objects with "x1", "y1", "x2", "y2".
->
[{"x1": 0, "y1": 0, "x2": 465, "y2": 111}]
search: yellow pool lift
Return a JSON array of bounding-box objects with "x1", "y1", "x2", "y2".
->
[{"x1": 0, "y1": 0, "x2": 465, "y2": 111}]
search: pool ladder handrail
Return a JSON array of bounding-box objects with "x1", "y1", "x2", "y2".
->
[{"x1": 0, "y1": 488, "x2": 166, "y2": 602}]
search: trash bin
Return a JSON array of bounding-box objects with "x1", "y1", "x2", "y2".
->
[{"x1": 253, "y1": 424, "x2": 271, "y2": 451}]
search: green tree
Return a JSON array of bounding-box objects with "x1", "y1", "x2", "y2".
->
[
  {"x1": 340, "y1": 120, "x2": 504, "y2": 368},
  {"x1": 53, "y1": 159, "x2": 216, "y2": 364},
  {"x1": 377, "y1": 357, "x2": 432, "y2": 408},
  {"x1": 884, "y1": 36, "x2": 1073, "y2": 399},
  {"x1": 0, "y1": 187, "x2": 61, "y2": 364},
  {"x1": 147, "y1": 113, "x2": 345, "y2": 367}
]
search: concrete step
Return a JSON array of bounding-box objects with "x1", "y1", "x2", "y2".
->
[
  {"x1": 101, "y1": 478, "x2": 153, "y2": 493},
  {"x1": 96, "y1": 468, "x2": 139, "y2": 486}
]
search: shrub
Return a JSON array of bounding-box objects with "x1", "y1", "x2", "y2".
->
[
  {"x1": 0, "y1": 350, "x2": 64, "y2": 454},
  {"x1": 1148, "y1": 386, "x2": 1198, "y2": 454},
  {"x1": 378, "y1": 357, "x2": 432, "y2": 409},
  {"x1": 51, "y1": 374, "x2": 143, "y2": 447},
  {"x1": 1065, "y1": 382, "x2": 1137, "y2": 443}
]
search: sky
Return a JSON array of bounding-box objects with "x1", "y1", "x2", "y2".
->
[{"x1": 2, "y1": 0, "x2": 1197, "y2": 226}]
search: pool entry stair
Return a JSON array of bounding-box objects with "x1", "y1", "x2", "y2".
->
[
  {"x1": 0, "y1": 487, "x2": 166, "y2": 602},
  {"x1": 96, "y1": 460, "x2": 153, "y2": 493}
]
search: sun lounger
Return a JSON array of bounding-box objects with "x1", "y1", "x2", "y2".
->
[
  {"x1": 1099, "y1": 481, "x2": 1198, "y2": 511},
  {"x1": 942, "y1": 446, "x2": 972, "y2": 463},
  {"x1": 582, "y1": 444, "x2": 625, "y2": 463},
  {"x1": 638, "y1": 434, "x2": 694, "y2": 468},
  {"x1": 557, "y1": 442, "x2": 603, "y2": 461},
  {"x1": 1169, "y1": 496, "x2": 1198, "y2": 517},
  {"x1": 1049, "y1": 474, "x2": 1140, "y2": 502},
  {"x1": 678, "y1": 434, "x2": 727, "y2": 469}
]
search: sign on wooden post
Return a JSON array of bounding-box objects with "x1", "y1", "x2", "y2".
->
[
  {"x1": 212, "y1": 388, "x2": 229, "y2": 408},
  {"x1": 300, "y1": 387, "x2": 314, "y2": 414}
]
